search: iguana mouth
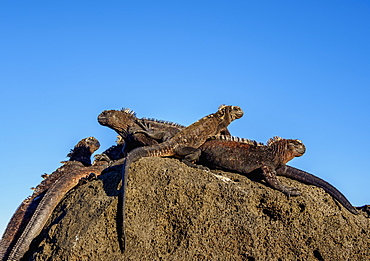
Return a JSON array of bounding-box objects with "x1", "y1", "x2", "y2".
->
[
  {"x1": 296, "y1": 146, "x2": 306, "y2": 156},
  {"x1": 235, "y1": 110, "x2": 244, "y2": 118},
  {"x1": 232, "y1": 106, "x2": 244, "y2": 119},
  {"x1": 97, "y1": 112, "x2": 109, "y2": 125}
]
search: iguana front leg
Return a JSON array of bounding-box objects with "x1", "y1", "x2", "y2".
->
[
  {"x1": 175, "y1": 146, "x2": 209, "y2": 170},
  {"x1": 261, "y1": 165, "x2": 301, "y2": 196}
]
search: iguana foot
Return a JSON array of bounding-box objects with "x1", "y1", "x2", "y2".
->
[
  {"x1": 87, "y1": 172, "x2": 97, "y2": 181},
  {"x1": 109, "y1": 158, "x2": 125, "y2": 167},
  {"x1": 261, "y1": 165, "x2": 301, "y2": 196},
  {"x1": 280, "y1": 185, "x2": 301, "y2": 196}
]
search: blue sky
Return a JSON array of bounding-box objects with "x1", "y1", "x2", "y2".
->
[{"x1": 1, "y1": 1, "x2": 369, "y2": 235}]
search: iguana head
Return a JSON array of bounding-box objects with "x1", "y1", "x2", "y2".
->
[
  {"x1": 268, "y1": 137, "x2": 306, "y2": 164},
  {"x1": 75, "y1": 137, "x2": 100, "y2": 154},
  {"x1": 217, "y1": 105, "x2": 244, "y2": 121},
  {"x1": 98, "y1": 109, "x2": 137, "y2": 137},
  {"x1": 287, "y1": 139, "x2": 306, "y2": 157},
  {"x1": 280, "y1": 139, "x2": 306, "y2": 164},
  {"x1": 66, "y1": 137, "x2": 100, "y2": 166}
]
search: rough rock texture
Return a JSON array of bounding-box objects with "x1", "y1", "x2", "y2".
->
[{"x1": 23, "y1": 158, "x2": 369, "y2": 261}]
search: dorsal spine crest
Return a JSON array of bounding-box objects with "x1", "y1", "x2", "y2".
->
[
  {"x1": 267, "y1": 136, "x2": 283, "y2": 146},
  {"x1": 120, "y1": 108, "x2": 136, "y2": 117},
  {"x1": 141, "y1": 118, "x2": 186, "y2": 128},
  {"x1": 211, "y1": 135, "x2": 264, "y2": 146}
]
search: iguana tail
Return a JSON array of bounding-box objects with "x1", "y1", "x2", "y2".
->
[
  {"x1": 0, "y1": 197, "x2": 37, "y2": 261},
  {"x1": 276, "y1": 165, "x2": 358, "y2": 215},
  {"x1": 6, "y1": 168, "x2": 85, "y2": 261}
]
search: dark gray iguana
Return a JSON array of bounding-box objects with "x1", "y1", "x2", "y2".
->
[
  {"x1": 198, "y1": 135, "x2": 357, "y2": 214},
  {"x1": 0, "y1": 137, "x2": 106, "y2": 261},
  {"x1": 199, "y1": 135, "x2": 305, "y2": 196},
  {"x1": 98, "y1": 109, "x2": 358, "y2": 215},
  {"x1": 113, "y1": 105, "x2": 244, "y2": 251},
  {"x1": 97, "y1": 108, "x2": 186, "y2": 160}
]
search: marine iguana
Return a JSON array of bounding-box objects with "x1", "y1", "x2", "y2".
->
[
  {"x1": 98, "y1": 109, "x2": 166, "y2": 152},
  {"x1": 199, "y1": 136, "x2": 305, "y2": 196},
  {"x1": 198, "y1": 135, "x2": 358, "y2": 214},
  {"x1": 116, "y1": 105, "x2": 244, "y2": 251},
  {"x1": 0, "y1": 137, "x2": 106, "y2": 261},
  {"x1": 97, "y1": 109, "x2": 358, "y2": 215},
  {"x1": 98, "y1": 108, "x2": 198, "y2": 155}
]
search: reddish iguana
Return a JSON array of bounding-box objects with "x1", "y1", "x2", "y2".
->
[
  {"x1": 0, "y1": 137, "x2": 106, "y2": 261},
  {"x1": 98, "y1": 109, "x2": 358, "y2": 215},
  {"x1": 199, "y1": 135, "x2": 305, "y2": 196},
  {"x1": 198, "y1": 135, "x2": 356, "y2": 214},
  {"x1": 114, "y1": 105, "x2": 244, "y2": 251}
]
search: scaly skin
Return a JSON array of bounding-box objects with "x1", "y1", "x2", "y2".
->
[
  {"x1": 116, "y1": 105, "x2": 244, "y2": 251},
  {"x1": 0, "y1": 137, "x2": 104, "y2": 261},
  {"x1": 98, "y1": 109, "x2": 358, "y2": 215},
  {"x1": 199, "y1": 136, "x2": 358, "y2": 214},
  {"x1": 199, "y1": 136, "x2": 306, "y2": 196}
]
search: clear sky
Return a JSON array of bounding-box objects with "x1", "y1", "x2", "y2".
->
[{"x1": 1, "y1": 1, "x2": 369, "y2": 235}]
